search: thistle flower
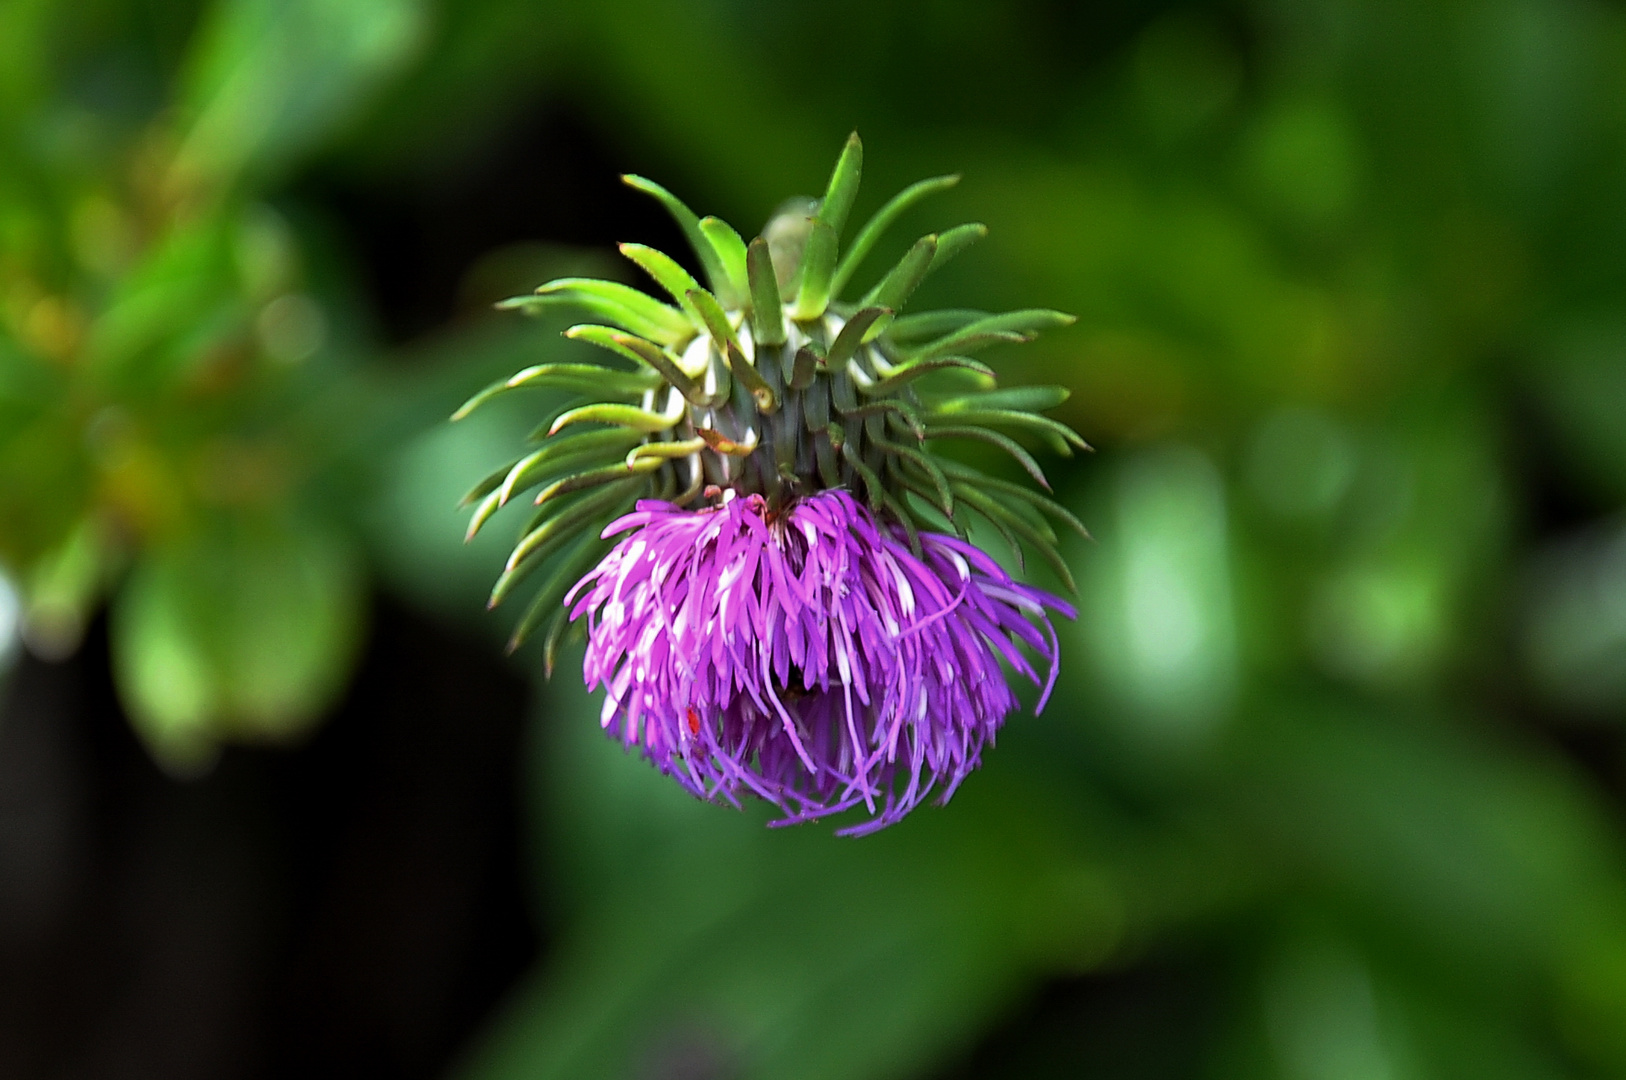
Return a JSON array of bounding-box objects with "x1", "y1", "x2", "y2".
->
[{"x1": 458, "y1": 134, "x2": 1086, "y2": 832}]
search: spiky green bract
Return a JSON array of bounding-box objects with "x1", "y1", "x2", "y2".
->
[{"x1": 458, "y1": 133, "x2": 1084, "y2": 666}]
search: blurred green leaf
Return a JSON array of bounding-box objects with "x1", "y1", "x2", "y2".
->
[
  {"x1": 1078, "y1": 446, "x2": 1237, "y2": 738},
  {"x1": 458, "y1": 677, "x2": 1141, "y2": 1080},
  {"x1": 171, "y1": 0, "x2": 427, "y2": 192},
  {"x1": 11, "y1": 0, "x2": 1626, "y2": 1076},
  {"x1": 110, "y1": 511, "x2": 363, "y2": 773}
]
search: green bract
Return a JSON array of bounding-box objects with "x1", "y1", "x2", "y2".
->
[{"x1": 458, "y1": 133, "x2": 1086, "y2": 668}]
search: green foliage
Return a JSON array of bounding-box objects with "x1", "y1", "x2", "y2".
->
[
  {"x1": 462, "y1": 132, "x2": 1083, "y2": 647},
  {"x1": 0, "y1": 0, "x2": 422, "y2": 764},
  {"x1": 111, "y1": 513, "x2": 362, "y2": 772},
  {"x1": 11, "y1": 0, "x2": 1626, "y2": 1078},
  {"x1": 388, "y1": 0, "x2": 1626, "y2": 1077}
]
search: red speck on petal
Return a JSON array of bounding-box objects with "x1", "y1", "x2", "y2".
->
[{"x1": 686, "y1": 708, "x2": 701, "y2": 736}]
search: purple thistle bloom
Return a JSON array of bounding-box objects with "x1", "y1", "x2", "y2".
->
[
  {"x1": 566, "y1": 489, "x2": 1074, "y2": 835},
  {"x1": 461, "y1": 136, "x2": 1088, "y2": 833}
]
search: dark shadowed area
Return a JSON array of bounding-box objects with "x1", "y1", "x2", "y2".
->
[{"x1": 0, "y1": 602, "x2": 534, "y2": 1079}]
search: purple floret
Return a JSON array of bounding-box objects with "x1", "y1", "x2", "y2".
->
[{"x1": 565, "y1": 488, "x2": 1074, "y2": 834}]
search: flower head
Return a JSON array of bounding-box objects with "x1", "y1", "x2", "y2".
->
[
  {"x1": 568, "y1": 489, "x2": 1072, "y2": 833},
  {"x1": 457, "y1": 134, "x2": 1087, "y2": 831}
]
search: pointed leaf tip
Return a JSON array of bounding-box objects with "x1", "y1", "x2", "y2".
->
[
  {"x1": 618, "y1": 243, "x2": 707, "y2": 330},
  {"x1": 526, "y1": 278, "x2": 694, "y2": 344},
  {"x1": 620, "y1": 176, "x2": 736, "y2": 304},
  {"x1": 824, "y1": 306, "x2": 890, "y2": 371},
  {"x1": 698, "y1": 216, "x2": 749, "y2": 303},
  {"x1": 831, "y1": 172, "x2": 960, "y2": 298},
  {"x1": 927, "y1": 223, "x2": 987, "y2": 276},
  {"x1": 816, "y1": 132, "x2": 864, "y2": 240}
]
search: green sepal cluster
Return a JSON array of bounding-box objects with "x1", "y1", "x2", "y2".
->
[{"x1": 457, "y1": 133, "x2": 1086, "y2": 665}]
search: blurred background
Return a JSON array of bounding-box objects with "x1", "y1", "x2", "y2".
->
[{"x1": 5, "y1": 0, "x2": 1626, "y2": 1076}]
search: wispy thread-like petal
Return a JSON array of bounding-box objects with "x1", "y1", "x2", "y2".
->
[{"x1": 567, "y1": 489, "x2": 1073, "y2": 834}]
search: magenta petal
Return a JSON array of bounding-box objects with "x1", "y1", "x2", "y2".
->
[{"x1": 566, "y1": 489, "x2": 1072, "y2": 833}]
